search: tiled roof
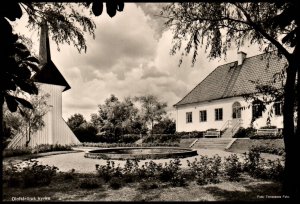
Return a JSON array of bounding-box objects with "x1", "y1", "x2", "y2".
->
[{"x1": 174, "y1": 52, "x2": 287, "y2": 107}]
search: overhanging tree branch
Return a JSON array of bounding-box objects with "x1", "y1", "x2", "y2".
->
[{"x1": 234, "y1": 2, "x2": 291, "y2": 61}]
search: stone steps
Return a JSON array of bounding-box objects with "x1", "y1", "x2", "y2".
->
[{"x1": 193, "y1": 138, "x2": 233, "y2": 150}]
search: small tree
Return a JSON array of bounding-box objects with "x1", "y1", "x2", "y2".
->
[
  {"x1": 135, "y1": 95, "x2": 167, "y2": 135},
  {"x1": 4, "y1": 90, "x2": 50, "y2": 147},
  {"x1": 152, "y1": 117, "x2": 176, "y2": 134},
  {"x1": 67, "y1": 113, "x2": 87, "y2": 130}
]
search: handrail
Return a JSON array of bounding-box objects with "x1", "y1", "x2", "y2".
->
[
  {"x1": 7, "y1": 134, "x2": 24, "y2": 148},
  {"x1": 221, "y1": 120, "x2": 231, "y2": 131},
  {"x1": 231, "y1": 119, "x2": 243, "y2": 134}
]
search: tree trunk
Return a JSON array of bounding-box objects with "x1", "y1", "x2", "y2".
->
[
  {"x1": 25, "y1": 122, "x2": 31, "y2": 147},
  {"x1": 0, "y1": 94, "x2": 4, "y2": 151},
  {"x1": 282, "y1": 52, "x2": 299, "y2": 198}
]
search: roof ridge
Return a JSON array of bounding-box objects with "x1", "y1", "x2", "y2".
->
[
  {"x1": 174, "y1": 51, "x2": 282, "y2": 107},
  {"x1": 173, "y1": 61, "x2": 233, "y2": 107}
]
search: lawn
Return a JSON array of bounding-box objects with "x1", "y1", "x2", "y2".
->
[
  {"x1": 2, "y1": 138, "x2": 286, "y2": 202},
  {"x1": 2, "y1": 173, "x2": 282, "y2": 201},
  {"x1": 227, "y1": 138, "x2": 283, "y2": 153}
]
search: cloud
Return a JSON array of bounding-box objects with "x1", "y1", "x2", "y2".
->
[
  {"x1": 13, "y1": 3, "x2": 263, "y2": 121},
  {"x1": 135, "y1": 3, "x2": 168, "y2": 40}
]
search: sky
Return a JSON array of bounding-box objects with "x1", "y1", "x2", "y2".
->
[{"x1": 13, "y1": 3, "x2": 262, "y2": 121}]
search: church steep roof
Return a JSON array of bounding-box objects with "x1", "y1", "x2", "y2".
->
[
  {"x1": 174, "y1": 52, "x2": 287, "y2": 107},
  {"x1": 32, "y1": 22, "x2": 71, "y2": 91}
]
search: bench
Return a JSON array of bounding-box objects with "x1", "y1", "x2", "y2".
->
[
  {"x1": 204, "y1": 130, "x2": 221, "y2": 138},
  {"x1": 256, "y1": 128, "x2": 279, "y2": 136}
]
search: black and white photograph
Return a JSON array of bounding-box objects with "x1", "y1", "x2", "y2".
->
[{"x1": 1, "y1": 1, "x2": 299, "y2": 202}]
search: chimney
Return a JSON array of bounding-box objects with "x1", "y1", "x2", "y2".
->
[
  {"x1": 237, "y1": 51, "x2": 247, "y2": 65},
  {"x1": 39, "y1": 21, "x2": 51, "y2": 66}
]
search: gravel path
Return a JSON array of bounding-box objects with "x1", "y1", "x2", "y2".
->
[{"x1": 34, "y1": 148, "x2": 240, "y2": 173}]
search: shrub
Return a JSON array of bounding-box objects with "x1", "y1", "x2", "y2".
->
[
  {"x1": 64, "y1": 169, "x2": 76, "y2": 180},
  {"x1": 108, "y1": 177, "x2": 124, "y2": 189},
  {"x1": 223, "y1": 154, "x2": 243, "y2": 181},
  {"x1": 175, "y1": 131, "x2": 204, "y2": 138},
  {"x1": 250, "y1": 145, "x2": 285, "y2": 156},
  {"x1": 159, "y1": 159, "x2": 181, "y2": 182},
  {"x1": 158, "y1": 159, "x2": 187, "y2": 187},
  {"x1": 118, "y1": 134, "x2": 141, "y2": 143},
  {"x1": 250, "y1": 132, "x2": 283, "y2": 139},
  {"x1": 34, "y1": 144, "x2": 72, "y2": 153},
  {"x1": 143, "y1": 134, "x2": 180, "y2": 143},
  {"x1": 3, "y1": 147, "x2": 32, "y2": 157},
  {"x1": 81, "y1": 142, "x2": 179, "y2": 148},
  {"x1": 243, "y1": 148, "x2": 261, "y2": 175},
  {"x1": 264, "y1": 159, "x2": 284, "y2": 181},
  {"x1": 152, "y1": 118, "x2": 176, "y2": 134},
  {"x1": 187, "y1": 155, "x2": 222, "y2": 185},
  {"x1": 138, "y1": 180, "x2": 159, "y2": 190},
  {"x1": 233, "y1": 127, "x2": 256, "y2": 138},
  {"x1": 3, "y1": 144, "x2": 73, "y2": 158},
  {"x1": 96, "y1": 161, "x2": 122, "y2": 182},
  {"x1": 3, "y1": 160, "x2": 58, "y2": 188},
  {"x1": 244, "y1": 147, "x2": 284, "y2": 181},
  {"x1": 79, "y1": 178, "x2": 102, "y2": 189}
]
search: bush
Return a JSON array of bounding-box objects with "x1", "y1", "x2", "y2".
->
[
  {"x1": 108, "y1": 177, "x2": 124, "y2": 189},
  {"x1": 81, "y1": 142, "x2": 179, "y2": 148},
  {"x1": 159, "y1": 159, "x2": 187, "y2": 187},
  {"x1": 233, "y1": 127, "x2": 256, "y2": 138},
  {"x1": 34, "y1": 144, "x2": 72, "y2": 153},
  {"x1": 3, "y1": 160, "x2": 58, "y2": 188},
  {"x1": 63, "y1": 169, "x2": 76, "y2": 180},
  {"x1": 138, "y1": 180, "x2": 159, "y2": 190},
  {"x1": 79, "y1": 178, "x2": 102, "y2": 189},
  {"x1": 143, "y1": 134, "x2": 180, "y2": 143},
  {"x1": 3, "y1": 147, "x2": 32, "y2": 157},
  {"x1": 118, "y1": 134, "x2": 141, "y2": 143},
  {"x1": 187, "y1": 155, "x2": 222, "y2": 185},
  {"x1": 250, "y1": 145, "x2": 285, "y2": 156},
  {"x1": 250, "y1": 132, "x2": 283, "y2": 139},
  {"x1": 152, "y1": 118, "x2": 176, "y2": 134},
  {"x1": 3, "y1": 144, "x2": 73, "y2": 158},
  {"x1": 175, "y1": 131, "x2": 204, "y2": 138},
  {"x1": 243, "y1": 146, "x2": 284, "y2": 181},
  {"x1": 223, "y1": 154, "x2": 243, "y2": 181},
  {"x1": 243, "y1": 148, "x2": 261, "y2": 175},
  {"x1": 96, "y1": 161, "x2": 122, "y2": 182}
]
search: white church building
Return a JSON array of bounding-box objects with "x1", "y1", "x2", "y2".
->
[
  {"x1": 174, "y1": 52, "x2": 286, "y2": 137},
  {"x1": 7, "y1": 22, "x2": 81, "y2": 148}
]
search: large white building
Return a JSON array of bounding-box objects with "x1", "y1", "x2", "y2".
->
[
  {"x1": 174, "y1": 52, "x2": 286, "y2": 137},
  {"x1": 7, "y1": 22, "x2": 81, "y2": 148}
]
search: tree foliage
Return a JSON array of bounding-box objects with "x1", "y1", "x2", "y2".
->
[
  {"x1": 161, "y1": 2, "x2": 296, "y2": 66},
  {"x1": 4, "y1": 89, "x2": 50, "y2": 147},
  {"x1": 67, "y1": 113, "x2": 97, "y2": 143},
  {"x1": 152, "y1": 117, "x2": 176, "y2": 134},
  {"x1": 135, "y1": 94, "x2": 167, "y2": 134},
  {"x1": 161, "y1": 1, "x2": 300, "y2": 197},
  {"x1": 67, "y1": 113, "x2": 87, "y2": 130},
  {"x1": 94, "y1": 95, "x2": 146, "y2": 137},
  {"x1": 1, "y1": 1, "x2": 124, "y2": 140}
]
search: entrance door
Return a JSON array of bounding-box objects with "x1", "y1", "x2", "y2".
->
[{"x1": 232, "y1": 102, "x2": 241, "y2": 119}]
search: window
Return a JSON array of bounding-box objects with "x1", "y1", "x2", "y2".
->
[
  {"x1": 186, "y1": 112, "x2": 192, "y2": 123},
  {"x1": 199, "y1": 110, "x2": 207, "y2": 122},
  {"x1": 274, "y1": 102, "x2": 282, "y2": 116},
  {"x1": 252, "y1": 100, "x2": 264, "y2": 118},
  {"x1": 232, "y1": 102, "x2": 241, "y2": 119},
  {"x1": 215, "y1": 108, "x2": 223, "y2": 121}
]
